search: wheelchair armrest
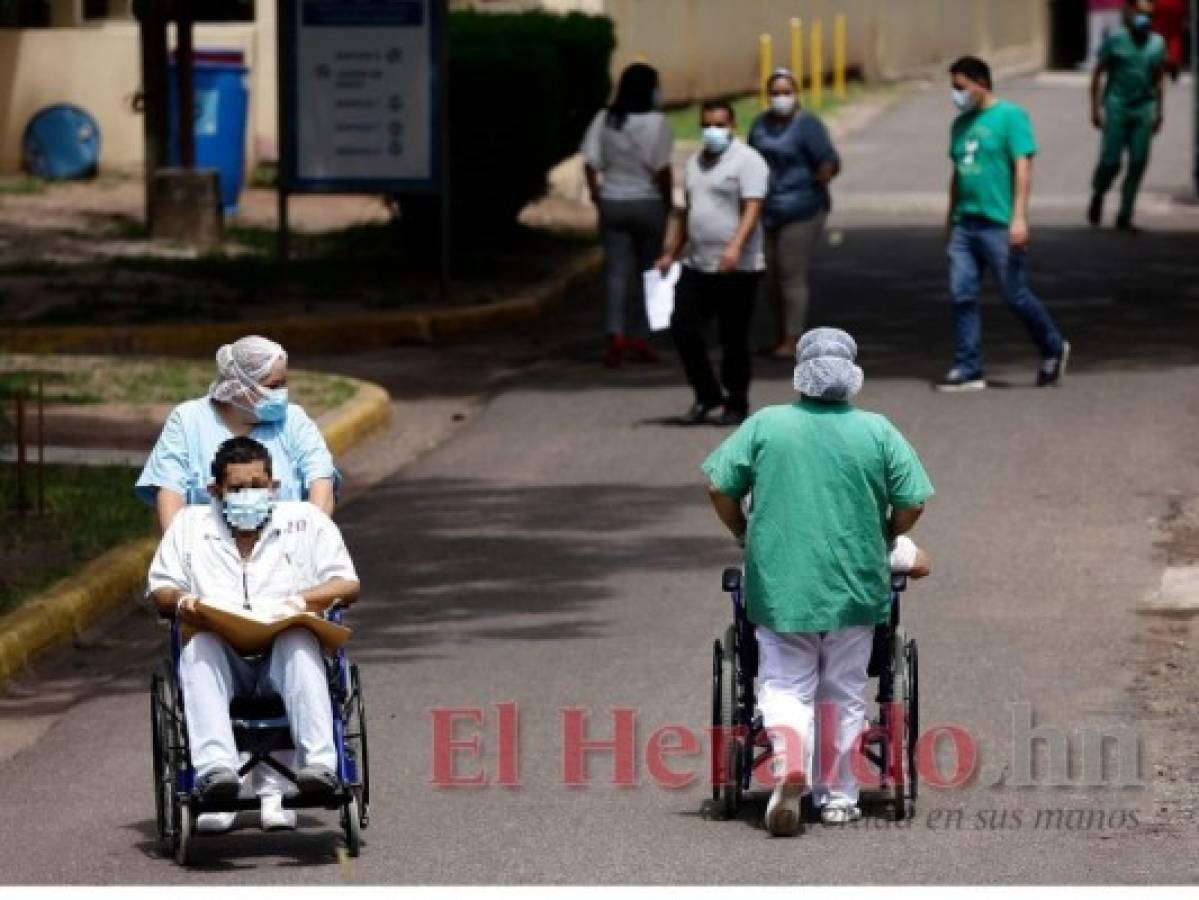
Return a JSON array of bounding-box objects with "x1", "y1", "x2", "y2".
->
[
  {"x1": 721, "y1": 567, "x2": 742, "y2": 593},
  {"x1": 324, "y1": 600, "x2": 347, "y2": 624},
  {"x1": 891, "y1": 574, "x2": 908, "y2": 593}
]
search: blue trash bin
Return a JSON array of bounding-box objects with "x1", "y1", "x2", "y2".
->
[{"x1": 168, "y1": 53, "x2": 249, "y2": 214}]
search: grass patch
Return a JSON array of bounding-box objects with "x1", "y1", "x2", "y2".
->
[
  {"x1": 664, "y1": 82, "x2": 872, "y2": 142},
  {"x1": 0, "y1": 356, "x2": 358, "y2": 416},
  {"x1": 0, "y1": 176, "x2": 45, "y2": 196},
  {"x1": 0, "y1": 464, "x2": 153, "y2": 616}
]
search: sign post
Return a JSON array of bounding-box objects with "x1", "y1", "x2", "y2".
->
[{"x1": 277, "y1": 0, "x2": 446, "y2": 283}]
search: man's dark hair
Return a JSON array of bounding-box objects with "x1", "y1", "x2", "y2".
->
[
  {"x1": 212, "y1": 436, "x2": 272, "y2": 484},
  {"x1": 949, "y1": 55, "x2": 992, "y2": 90},
  {"x1": 701, "y1": 98, "x2": 735, "y2": 123}
]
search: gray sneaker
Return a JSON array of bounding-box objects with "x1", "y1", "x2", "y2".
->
[
  {"x1": 933, "y1": 368, "x2": 987, "y2": 392},
  {"x1": 296, "y1": 764, "x2": 339, "y2": 795},
  {"x1": 1036, "y1": 341, "x2": 1070, "y2": 387}
]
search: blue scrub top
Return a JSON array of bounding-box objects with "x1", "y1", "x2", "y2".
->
[
  {"x1": 135, "y1": 397, "x2": 340, "y2": 507},
  {"x1": 748, "y1": 110, "x2": 840, "y2": 230}
]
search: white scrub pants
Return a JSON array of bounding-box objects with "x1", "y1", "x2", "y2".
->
[
  {"x1": 180, "y1": 628, "x2": 337, "y2": 786},
  {"x1": 755, "y1": 624, "x2": 874, "y2": 809}
]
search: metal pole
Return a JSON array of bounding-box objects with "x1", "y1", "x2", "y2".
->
[
  {"x1": 759, "y1": 34, "x2": 773, "y2": 109},
  {"x1": 438, "y1": 0, "x2": 452, "y2": 305},
  {"x1": 176, "y1": 0, "x2": 196, "y2": 169},
  {"x1": 1192, "y1": 0, "x2": 1198, "y2": 197},
  {"x1": 36, "y1": 377, "x2": 44, "y2": 516},
  {"x1": 137, "y1": 0, "x2": 170, "y2": 227},
  {"x1": 277, "y1": 0, "x2": 291, "y2": 293},
  {"x1": 14, "y1": 393, "x2": 27, "y2": 515},
  {"x1": 811, "y1": 19, "x2": 824, "y2": 110},
  {"x1": 790, "y1": 18, "x2": 804, "y2": 102}
]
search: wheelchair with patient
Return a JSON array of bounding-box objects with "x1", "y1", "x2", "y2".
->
[
  {"x1": 146, "y1": 436, "x2": 369, "y2": 864},
  {"x1": 710, "y1": 536, "x2": 928, "y2": 830}
]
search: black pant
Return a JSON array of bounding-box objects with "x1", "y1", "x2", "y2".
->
[{"x1": 670, "y1": 266, "x2": 761, "y2": 412}]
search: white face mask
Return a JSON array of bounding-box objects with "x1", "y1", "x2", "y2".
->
[
  {"x1": 769, "y1": 94, "x2": 797, "y2": 117},
  {"x1": 951, "y1": 88, "x2": 977, "y2": 112}
]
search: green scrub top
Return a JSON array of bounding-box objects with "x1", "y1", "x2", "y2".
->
[
  {"x1": 949, "y1": 99, "x2": 1038, "y2": 226},
  {"x1": 1099, "y1": 27, "x2": 1165, "y2": 109},
  {"x1": 702, "y1": 399, "x2": 934, "y2": 634}
]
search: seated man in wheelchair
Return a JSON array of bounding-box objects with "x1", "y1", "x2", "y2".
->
[
  {"x1": 148, "y1": 435, "x2": 360, "y2": 831},
  {"x1": 702, "y1": 328, "x2": 933, "y2": 836}
]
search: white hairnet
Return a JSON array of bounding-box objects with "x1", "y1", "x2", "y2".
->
[
  {"x1": 207, "y1": 335, "x2": 288, "y2": 410},
  {"x1": 792, "y1": 327, "x2": 864, "y2": 401}
]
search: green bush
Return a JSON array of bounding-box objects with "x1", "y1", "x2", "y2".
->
[{"x1": 400, "y1": 10, "x2": 615, "y2": 237}]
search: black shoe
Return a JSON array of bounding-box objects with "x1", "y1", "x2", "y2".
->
[
  {"x1": 682, "y1": 400, "x2": 723, "y2": 425},
  {"x1": 1115, "y1": 216, "x2": 1139, "y2": 234},
  {"x1": 1036, "y1": 340, "x2": 1070, "y2": 387},
  {"x1": 717, "y1": 406, "x2": 748, "y2": 427},
  {"x1": 296, "y1": 764, "x2": 339, "y2": 795},
  {"x1": 933, "y1": 368, "x2": 986, "y2": 392},
  {"x1": 1087, "y1": 194, "x2": 1103, "y2": 226},
  {"x1": 196, "y1": 766, "x2": 240, "y2": 801}
]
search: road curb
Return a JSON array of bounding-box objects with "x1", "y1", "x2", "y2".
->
[
  {"x1": 0, "y1": 249, "x2": 603, "y2": 357},
  {"x1": 0, "y1": 375, "x2": 393, "y2": 688}
]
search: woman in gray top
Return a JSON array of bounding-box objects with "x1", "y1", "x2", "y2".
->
[
  {"x1": 582, "y1": 63, "x2": 675, "y2": 367},
  {"x1": 748, "y1": 69, "x2": 841, "y2": 359}
]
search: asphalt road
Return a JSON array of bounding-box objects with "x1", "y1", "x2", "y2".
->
[{"x1": 1, "y1": 74, "x2": 1198, "y2": 884}]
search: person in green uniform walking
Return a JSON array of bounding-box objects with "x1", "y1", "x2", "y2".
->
[
  {"x1": 1089, "y1": 0, "x2": 1167, "y2": 231},
  {"x1": 702, "y1": 328, "x2": 933, "y2": 836}
]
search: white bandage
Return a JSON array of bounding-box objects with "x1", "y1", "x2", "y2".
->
[{"x1": 889, "y1": 535, "x2": 919, "y2": 574}]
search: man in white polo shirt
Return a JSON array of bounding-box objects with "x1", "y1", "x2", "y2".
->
[
  {"x1": 657, "y1": 98, "x2": 769, "y2": 427},
  {"x1": 147, "y1": 435, "x2": 360, "y2": 831}
]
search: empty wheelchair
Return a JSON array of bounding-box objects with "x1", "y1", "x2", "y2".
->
[
  {"x1": 150, "y1": 608, "x2": 370, "y2": 864},
  {"x1": 710, "y1": 568, "x2": 918, "y2": 822}
]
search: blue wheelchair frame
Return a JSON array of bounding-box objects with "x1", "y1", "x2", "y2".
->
[
  {"x1": 151, "y1": 605, "x2": 369, "y2": 864},
  {"x1": 711, "y1": 568, "x2": 918, "y2": 822}
]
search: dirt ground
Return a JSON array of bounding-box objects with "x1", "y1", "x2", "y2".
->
[{"x1": 1133, "y1": 494, "x2": 1199, "y2": 838}]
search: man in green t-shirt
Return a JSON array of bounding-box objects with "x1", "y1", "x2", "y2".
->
[
  {"x1": 1088, "y1": 0, "x2": 1166, "y2": 231},
  {"x1": 937, "y1": 56, "x2": 1069, "y2": 393},
  {"x1": 702, "y1": 328, "x2": 933, "y2": 836}
]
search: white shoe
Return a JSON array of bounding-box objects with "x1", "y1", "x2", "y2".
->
[
  {"x1": 260, "y1": 793, "x2": 297, "y2": 831},
  {"x1": 765, "y1": 780, "x2": 804, "y2": 837},
  {"x1": 195, "y1": 811, "x2": 237, "y2": 834},
  {"x1": 820, "y1": 805, "x2": 862, "y2": 825}
]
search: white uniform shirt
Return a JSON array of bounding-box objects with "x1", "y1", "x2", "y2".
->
[
  {"x1": 683, "y1": 139, "x2": 769, "y2": 273},
  {"x1": 580, "y1": 109, "x2": 674, "y2": 202},
  {"x1": 147, "y1": 500, "x2": 358, "y2": 617}
]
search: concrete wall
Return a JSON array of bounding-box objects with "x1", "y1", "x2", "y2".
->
[
  {"x1": 456, "y1": 0, "x2": 1050, "y2": 101},
  {"x1": 0, "y1": 20, "x2": 266, "y2": 174},
  {"x1": 0, "y1": 0, "x2": 1048, "y2": 174}
]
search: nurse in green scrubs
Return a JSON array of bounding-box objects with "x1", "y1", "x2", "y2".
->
[
  {"x1": 1089, "y1": 0, "x2": 1166, "y2": 231},
  {"x1": 702, "y1": 328, "x2": 933, "y2": 835}
]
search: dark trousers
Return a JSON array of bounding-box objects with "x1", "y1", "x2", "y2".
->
[{"x1": 670, "y1": 266, "x2": 761, "y2": 412}]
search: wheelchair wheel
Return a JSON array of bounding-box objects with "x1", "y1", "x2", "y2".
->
[
  {"x1": 889, "y1": 627, "x2": 918, "y2": 821},
  {"x1": 906, "y1": 638, "x2": 919, "y2": 805},
  {"x1": 345, "y1": 663, "x2": 370, "y2": 829},
  {"x1": 151, "y1": 668, "x2": 184, "y2": 859},
  {"x1": 714, "y1": 625, "x2": 742, "y2": 820},
  {"x1": 176, "y1": 801, "x2": 195, "y2": 866},
  {"x1": 342, "y1": 796, "x2": 362, "y2": 857}
]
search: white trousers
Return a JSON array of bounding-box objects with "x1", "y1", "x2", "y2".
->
[
  {"x1": 180, "y1": 628, "x2": 337, "y2": 786},
  {"x1": 755, "y1": 624, "x2": 874, "y2": 809}
]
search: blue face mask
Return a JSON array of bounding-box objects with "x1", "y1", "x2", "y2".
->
[
  {"x1": 254, "y1": 387, "x2": 289, "y2": 423},
  {"x1": 1131, "y1": 12, "x2": 1152, "y2": 32},
  {"x1": 701, "y1": 126, "x2": 732, "y2": 155},
  {"x1": 223, "y1": 487, "x2": 273, "y2": 531}
]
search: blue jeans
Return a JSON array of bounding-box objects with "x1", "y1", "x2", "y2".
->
[{"x1": 948, "y1": 218, "x2": 1063, "y2": 376}]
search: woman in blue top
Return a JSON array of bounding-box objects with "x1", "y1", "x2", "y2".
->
[
  {"x1": 748, "y1": 69, "x2": 841, "y2": 359},
  {"x1": 136, "y1": 335, "x2": 339, "y2": 533}
]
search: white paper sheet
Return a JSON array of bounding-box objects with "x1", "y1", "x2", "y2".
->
[{"x1": 643, "y1": 263, "x2": 681, "y2": 332}]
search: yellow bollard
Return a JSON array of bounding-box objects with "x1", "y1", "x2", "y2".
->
[
  {"x1": 834, "y1": 13, "x2": 847, "y2": 101},
  {"x1": 790, "y1": 17, "x2": 804, "y2": 102},
  {"x1": 810, "y1": 19, "x2": 823, "y2": 110},
  {"x1": 759, "y1": 33, "x2": 773, "y2": 109}
]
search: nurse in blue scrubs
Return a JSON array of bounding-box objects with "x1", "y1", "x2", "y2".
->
[{"x1": 136, "y1": 335, "x2": 339, "y2": 533}]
